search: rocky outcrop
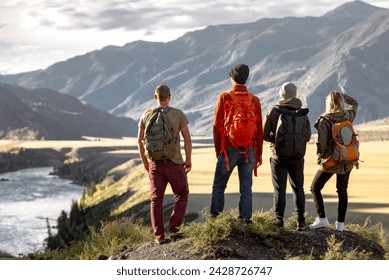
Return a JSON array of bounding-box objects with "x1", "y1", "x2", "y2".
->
[
  {"x1": 51, "y1": 147, "x2": 134, "y2": 186},
  {"x1": 0, "y1": 148, "x2": 66, "y2": 173}
]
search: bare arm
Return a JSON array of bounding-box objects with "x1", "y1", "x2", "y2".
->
[
  {"x1": 137, "y1": 127, "x2": 149, "y2": 172},
  {"x1": 181, "y1": 124, "x2": 192, "y2": 173}
]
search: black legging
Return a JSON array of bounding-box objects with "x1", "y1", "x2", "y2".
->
[{"x1": 310, "y1": 170, "x2": 351, "y2": 223}]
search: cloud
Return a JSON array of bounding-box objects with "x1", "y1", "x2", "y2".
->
[
  {"x1": 2, "y1": 0, "x2": 389, "y2": 74},
  {"x1": 8, "y1": 0, "x2": 317, "y2": 32},
  {"x1": 9, "y1": 0, "x2": 389, "y2": 34}
]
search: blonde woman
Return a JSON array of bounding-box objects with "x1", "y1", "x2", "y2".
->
[{"x1": 309, "y1": 91, "x2": 358, "y2": 231}]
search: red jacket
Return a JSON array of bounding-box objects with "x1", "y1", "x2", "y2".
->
[{"x1": 213, "y1": 84, "x2": 263, "y2": 165}]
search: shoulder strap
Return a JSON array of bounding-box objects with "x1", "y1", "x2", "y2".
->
[
  {"x1": 145, "y1": 107, "x2": 170, "y2": 132},
  {"x1": 144, "y1": 108, "x2": 159, "y2": 132},
  {"x1": 228, "y1": 90, "x2": 252, "y2": 101},
  {"x1": 319, "y1": 116, "x2": 333, "y2": 125},
  {"x1": 275, "y1": 107, "x2": 309, "y2": 116},
  {"x1": 160, "y1": 107, "x2": 174, "y2": 140}
]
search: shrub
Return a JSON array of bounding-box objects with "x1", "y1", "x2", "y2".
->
[
  {"x1": 180, "y1": 209, "x2": 282, "y2": 252},
  {"x1": 322, "y1": 234, "x2": 372, "y2": 260},
  {"x1": 80, "y1": 218, "x2": 152, "y2": 259},
  {"x1": 346, "y1": 217, "x2": 387, "y2": 249}
]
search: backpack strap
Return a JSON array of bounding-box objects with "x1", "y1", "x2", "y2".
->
[
  {"x1": 144, "y1": 107, "x2": 160, "y2": 134},
  {"x1": 221, "y1": 91, "x2": 233, "y2": 172},
  {"x1": 319, "y1": 115, "x2": 333, "y2": 124},
  {"x1": 318, "y1": 116, "x2": 335, "y2": 147},
  {"x1": 275, "y1": 107, "x2": 309, "y2": 116}
]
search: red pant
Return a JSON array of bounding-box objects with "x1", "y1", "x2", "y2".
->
[{"x1": 148, "y1": 160, "x2": 189, "y2": 241}]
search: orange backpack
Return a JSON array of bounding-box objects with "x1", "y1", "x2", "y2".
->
[
  {"x1": 322, "y1": 118, "x2": 360, "y2": 169},
  {"x1": 222, "y1": 91, "x2": 258, "y2": 174}
]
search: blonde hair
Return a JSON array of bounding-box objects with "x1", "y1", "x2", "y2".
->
[
  {"x1": 325, "y1": 91, "x2": 345, "y2": 113},
  {"x1": 155, "y1": 84, "x2": 171, "y2": 101}
]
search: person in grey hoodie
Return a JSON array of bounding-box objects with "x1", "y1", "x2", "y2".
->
[
  {"x1": 263, "y1": 82, "x2": 311, "y2": 230},
  {"x1": 309, "y1": 91, "x2": 358, "y2": 232}
]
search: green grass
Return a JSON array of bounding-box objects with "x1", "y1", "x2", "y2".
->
[
  {"x1": 346, "y1": 216, "x2": 387, "y2": 249},
  {"x1": 322, "y1": 234, "x2": 373, "y2": 260},
  {"x1": 180, "y1": 209, "x2": 283, "y2": 252},
  {"x1": 80, "y1": 218, "x2": 153, "y2": 260},
  {"x1": 27, "y1": 218, "x2": 153, "y2": 260}
]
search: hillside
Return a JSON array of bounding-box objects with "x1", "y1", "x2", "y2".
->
[
  {"x1": 0, "y1": 83, "x2": 137, "y2": 140},
  {"x1": 109, "y1": 225, "x2": 386, "y2": 260},
  {"x1": 0, "y1": 1, "x2": 388, "y2": 135}
]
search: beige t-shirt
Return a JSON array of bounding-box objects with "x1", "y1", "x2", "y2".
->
[{"x1": 139, "y1": 106, "x2": 189, "y2": 164}]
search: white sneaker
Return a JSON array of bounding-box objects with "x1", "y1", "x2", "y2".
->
[
  {"x1": 309, "y1": 217, "x2": 329, "y2": 229},
  {"x1": 335, "y1": 221, "x2": 345, "y2": 231}
]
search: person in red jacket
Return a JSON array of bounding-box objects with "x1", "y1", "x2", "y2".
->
[{"x1": 210, "y1": 64, "x2": 263, "y2": 223}]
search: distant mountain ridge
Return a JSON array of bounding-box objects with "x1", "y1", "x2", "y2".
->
[
  {"x1": 1, "y1": 1, "x2": 388, "y2": 135},
  {"x1": 0, "y1": 83, "x2": 137, "y2": 140}
]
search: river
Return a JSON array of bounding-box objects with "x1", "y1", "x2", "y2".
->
[{"x1": 0, "y1": 167, "x2": 84, "y2": 257}]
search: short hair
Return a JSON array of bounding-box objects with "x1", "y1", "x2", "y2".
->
[
  {"x1": 326, "y1": 91, "x2": 345, "y2": 113},
  {"x1": 155, "y1": 84, "x2": 171, "y2": 101}
]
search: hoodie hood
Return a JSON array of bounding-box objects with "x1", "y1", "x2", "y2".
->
[
  {"x1": 314, "y1": 110, "x2": 350, "y2": 129},
  {"x1": 276, "y1": 97, "x2": 302, "y2": 110}
]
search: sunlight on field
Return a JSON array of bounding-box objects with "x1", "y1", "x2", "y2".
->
[{"x1": 189, "y1": 142, "x2": 388, "y2": 193}]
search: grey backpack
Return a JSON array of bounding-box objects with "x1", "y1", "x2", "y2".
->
[
  {"x1": 274, "y1": 107, "x2": 309, "y2": 158},
  {"x1": 143, "y1": 107, "x2": 176, "y2": 161}
]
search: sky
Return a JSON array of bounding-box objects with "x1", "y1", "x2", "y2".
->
[{"x1": 1, "y1": 0, "x2": 389, "y2": 74}]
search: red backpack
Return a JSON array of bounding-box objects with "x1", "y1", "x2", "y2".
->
[
  {"x1": 221, "y1": 91, "x2": 258, "y2": 174},
  {"x1": 322, "y1": 118, "x2": 360, "y2": 169}
]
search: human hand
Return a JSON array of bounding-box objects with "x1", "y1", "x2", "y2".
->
[
  {"x1": 257, "y1": 156, "x2": 263, "y2": 167},
  {"x1": 184, "y1": 161, "x2": 192, "y2": 173}
]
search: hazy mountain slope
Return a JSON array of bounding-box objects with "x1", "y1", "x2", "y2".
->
[
  {"x1": 0, "y1": 83, "x2": 137, "y2": 140},
  {"x1": 249, "y1": 9, "x2": 389, "y2": 123},
  {"x1": 0, "y1": 1, "x2": 388, "y2": 135}
]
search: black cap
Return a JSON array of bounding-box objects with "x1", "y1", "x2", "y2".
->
[{"x1": 229, "y1": 64, "x2": 249, "y2": 84}]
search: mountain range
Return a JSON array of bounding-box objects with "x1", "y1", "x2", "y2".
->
[
  {"x1": 0, "y1": 83, "x2": 137, "y2": 140},
  {"x1": 1, "y1": 1, "x2": 388, "y2": 135}
]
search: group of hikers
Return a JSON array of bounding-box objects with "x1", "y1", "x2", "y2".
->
[{"x1": 137, "y1": 64, "x2": 359, "y2": 245}]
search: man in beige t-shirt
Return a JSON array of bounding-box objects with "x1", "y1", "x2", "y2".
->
[{"x1": 138, "y1": 84, "x2": 192, "y2": 244}]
